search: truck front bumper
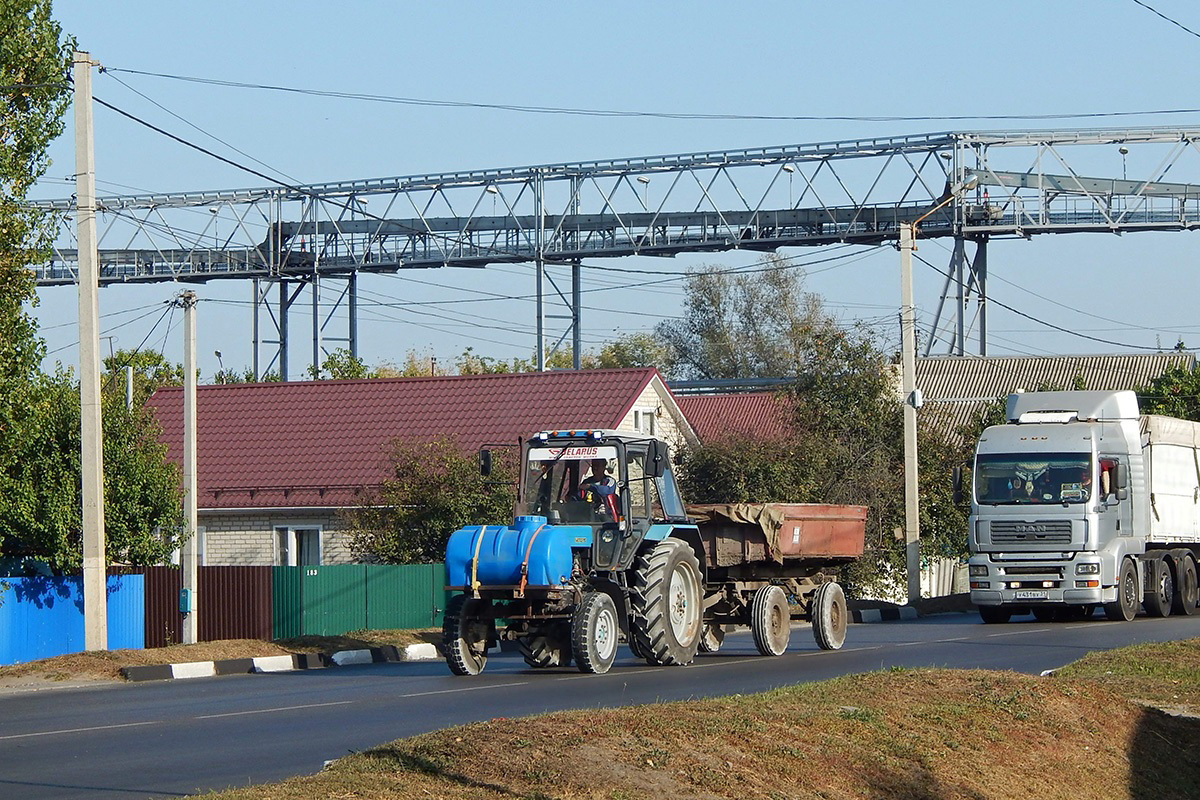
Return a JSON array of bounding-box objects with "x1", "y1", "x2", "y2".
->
[{"x1": 968, "y1": 553, "x2": 1112, "y2": 607}]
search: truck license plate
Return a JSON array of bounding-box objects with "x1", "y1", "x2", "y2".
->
[{"x1": 1014, "y1": 590, "x2": 1048, "y2": 600}]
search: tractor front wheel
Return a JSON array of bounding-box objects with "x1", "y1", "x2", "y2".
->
[{"x1": 443, "y1": 594, "x2": 491, "y2": 675}]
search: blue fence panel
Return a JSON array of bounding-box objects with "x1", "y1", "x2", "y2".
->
[{"x1": 0, "y1": 574, "x2": 144, "y2": 666}]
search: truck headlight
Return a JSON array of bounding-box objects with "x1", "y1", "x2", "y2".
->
[
  {"x1": 969, "y1": 565, "x2": 988, "y2": 577},
  {"x1": 1075, "y1": 563, "x2": 1100, "y2": 575}
]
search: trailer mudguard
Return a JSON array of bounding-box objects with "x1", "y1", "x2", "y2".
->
[{"x1": 445, "y1": 516, "x2": 591, "y2": 589}]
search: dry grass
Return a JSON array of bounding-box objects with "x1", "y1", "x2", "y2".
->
[
  {"x1": 199, "y1": 639, "x2": 1200, "y2": 800},
  {"x1": 0, "y1": 628, "x2": 439, "y2": 684}
]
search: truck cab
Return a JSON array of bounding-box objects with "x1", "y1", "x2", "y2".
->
[{"x1": 967, "y1": 391, "x2": 1144, "y2": 621}]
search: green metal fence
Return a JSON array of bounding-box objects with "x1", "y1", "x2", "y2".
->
[{"x1": 272, "y1": 563, "x2": 447, "y2": 639}]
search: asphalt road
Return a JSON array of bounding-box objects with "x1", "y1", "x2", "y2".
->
[{"x1": 2, "y1": 611, "x2": 1198, "y2": 800}]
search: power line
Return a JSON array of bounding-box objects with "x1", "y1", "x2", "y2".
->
[
  {"x1": 1131, "y1": 0, "x2": 1200, "y2": 39},
  {"x1": 104, "y1": 67, "x2": 1200, "y2": 123},
  {"x1": 913, "y1": 252, "x2": 1167, "y2": 352}
]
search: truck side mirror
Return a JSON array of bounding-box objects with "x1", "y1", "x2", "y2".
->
[
  {"x1": 646, "y1": 440, "x2": 668, "y2": 478},
  {"x1": 479, "y1": 449, "x2": 492, "y2": 476},
  {"x1": 952, "y1": 465, "x2": 964, "y2": 505},
  {"x1": 1111, "y1": 462, "x2": 1128, "y2": 500}
]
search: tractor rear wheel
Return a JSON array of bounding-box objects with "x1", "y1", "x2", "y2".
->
[
  {"x1": 629, "y1": 539, "x2": 703, "y2": 666},
  {"x1": 443, "y1": 594, "x2": 490, "y2": 676}
]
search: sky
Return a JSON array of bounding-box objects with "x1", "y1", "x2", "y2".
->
[{"x1": 27, "y1": 1, "x2": 1200, "y2": 381}]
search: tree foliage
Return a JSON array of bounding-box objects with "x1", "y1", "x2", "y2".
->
[
  {"x1": 1138, "y1": 366, "x2": 1200, "y2": 421},
  {"x1": 1, "y1": 369, "x2": 185, "y2": 571},
  {"x1": 655, "y1": 257, "x2": 830, "y2": 380},
  {"x1": 103, "y1": 348, "x2": 184, "y2": 404},
  {"x1": 344, "y1": 436, "x2": 517, "y2": 564}
]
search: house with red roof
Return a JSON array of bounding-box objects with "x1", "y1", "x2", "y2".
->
[
  {"x1": 146, "y1": 368, "x2": 696, "y2": 567},
  {"x1": 674, "y1": 391, "x2": 793, "y2": 443}
]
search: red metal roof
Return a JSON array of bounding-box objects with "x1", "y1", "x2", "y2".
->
[
  {"x1": 675, "y1": 392, "x2": 792, "y2": 442},
  {"x1": 146, "y1": 368, "x2": 660, "y2": 510}
]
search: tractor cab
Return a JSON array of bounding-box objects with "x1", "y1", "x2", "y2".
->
[{"x1": 495, "y1": 430, "x2": 688, "y2": 571}]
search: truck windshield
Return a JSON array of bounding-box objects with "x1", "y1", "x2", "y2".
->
[{"x1": 974, "y1": 453, "x2": 1093, "y2": 505}]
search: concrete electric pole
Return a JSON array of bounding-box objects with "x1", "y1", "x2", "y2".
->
[
  {"x1": 75, "y1": 50, "x2": 107, "y2": 651},
  {"x1": 180, "y1": 291, "x2": 199, "y2": 644}
]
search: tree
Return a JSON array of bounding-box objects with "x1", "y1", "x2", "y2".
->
[
  {"x1": 103, "y1": 348, "x2": 184, "y2": 404},
  {"x1": 595, "y1": 333, "x2": 672, "y2": 371},
  {"x1": 1138, "y1": 366, "x2": 1200, "y2": 421},
  {"x1": 2, "y1": 368, "x2": 185, "y2": 571},
  {"x1": 308, "y1": 347, "x2": 375, "y2": 380},
  {"x1": 0, "y1": 1, "x2": 72, "y2": 563},
  {"x1": 655, "y1": 256, "x2": 830, "y2": 380},
  {"x1": 343, "y1": 436, "x2": 516, "y2": 564}
]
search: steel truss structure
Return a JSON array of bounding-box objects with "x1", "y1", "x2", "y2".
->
[{"x1": 31, "y1": 127, "x2": 1200, "y2": 376}]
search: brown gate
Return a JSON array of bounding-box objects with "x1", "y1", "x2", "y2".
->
[{"x1": 140, "y1": 566, "x2": 273, "y2": 648}]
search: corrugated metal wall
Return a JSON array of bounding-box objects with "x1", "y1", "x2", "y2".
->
[
  {"x1": 0, "y1": 574, "x2": 143, "y2": 665},
  {"x1": 141, "y1": 567, "x2": 274, "y2": 647},
  {"x1": 1, "y1": 564, "x2": 446, "y2": 663}
]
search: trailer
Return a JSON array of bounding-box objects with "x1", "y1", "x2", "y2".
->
[{"x1": 442, "y1": 429, "x2": 866, "y2": 675}]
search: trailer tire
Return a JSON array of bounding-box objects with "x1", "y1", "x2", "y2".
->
[
  {"x1": 518, "y1": 631, "x2": 572, "y2": 669},
  {"x1": 811, "y1": 582, "x2": 848, "y2": 651},
  {"x1": 1104, "y1": 558, "x2": 1139, "y2": 622},
  {"x1": 443, "y1": 594, "x2": 490, "y2": 676},
  {"x1": 1144, "y1": 557, "x2": 1173, "y2": 618},
  {"x1": 1171, "y1": 552, "x2": 1198, "y2": 616},
  {"x1": 629, "y1": 538, "x2": 703, "y2": 666},
  {"x1": 698, "y1": 623, "x2": 725, "y2": 654},
  {"x1": 572, "y1": 592, "x2": 619, "y2": 674},
  {"x1": 978, "y1": 605, "x2": 1011, "y2": 624},
  {"x1": 750, "y1": 585, "x2": 791, "y2": 656}
]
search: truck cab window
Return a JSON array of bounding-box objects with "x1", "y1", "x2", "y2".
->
[{"x1": 974, "y1": 453, "x2": 1093, "y2": 505}]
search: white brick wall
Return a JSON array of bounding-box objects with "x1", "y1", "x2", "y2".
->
[{"x1": 198, "y1": 511, "x2": 356, "y2": 566}]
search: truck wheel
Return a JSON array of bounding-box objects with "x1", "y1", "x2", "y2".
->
[
  {"x1": 750, "y1": 585, "x2": 791, "y2": 656},
  {"x1": 1171, "y1": 552, "x2": 1198, "y2": 616},
  {"x1": 698, "y1": 623, "x2": 725, "y2": 654},
  {"x1": 572, "y1": 592, "x2": 619, "y2": 674},
  {"x1": 629, "y1": 539, "x2": 703, "y2": 666},
  {"x1": 443, "y1": 594, "x2": 490, "y2": 676},
  {"x1": 978, "y1": 605, "x2": 1011, "y2": 624},
  {"x1": 1103, "y1": 558, "x2": 1139, "y2": 622},
  {"x1": 811, "y1": 582, "x2": 848, "y2": 651},
  {"x1": 1144, "y1": 558, "x2": 1173, "y2": 618},
  {"x1": 518, "y1": 631, "x2": 572, "y2": 668}
]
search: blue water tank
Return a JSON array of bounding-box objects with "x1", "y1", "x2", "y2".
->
[{"x1": 445, "y1": 516, "x2": 579, "y2": 589}]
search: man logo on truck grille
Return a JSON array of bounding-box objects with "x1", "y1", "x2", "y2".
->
[{"x1": 1013, "y1": 524, "x2": 1048, "y2": 533}]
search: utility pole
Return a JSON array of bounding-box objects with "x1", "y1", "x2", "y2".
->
[
  {"x1": 75, "y1": 51, "x2": 107, "y2": 651},
  {"x1": 180, "y1": 291, "x2": 199, "y2": 644},
  {"x1": 899, "y1": 223, "x2": 922, "y2": 606}
]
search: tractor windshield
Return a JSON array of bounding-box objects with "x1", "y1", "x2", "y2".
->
[{"x1": 518, "y1": 444, "x2": 620, "y2": 524}]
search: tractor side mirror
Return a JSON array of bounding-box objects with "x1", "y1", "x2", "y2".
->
[
  {"x1": 479, "y1": 449, "x2": 492, "y2": 476},
  {"x1": 952, "y1": 465, "x2": 964, "y2": 505},
  {"x1": 646, "y1": 440, "x2": 668, "y2": 478}
]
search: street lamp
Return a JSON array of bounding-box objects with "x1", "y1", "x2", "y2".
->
[
  {"x1": 636, "y1": 175, "x2": 650, "y2": 207},
  {"x1": 1119, "y1": 146, "x2": 1129, "y2": 181},
  {"x1": 898, "y1": 172, "x2": 979, "y2": 604}
]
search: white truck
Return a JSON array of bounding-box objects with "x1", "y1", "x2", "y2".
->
[{"x1": 965, "y1": 390, "x2": 1200, "y2": 623}]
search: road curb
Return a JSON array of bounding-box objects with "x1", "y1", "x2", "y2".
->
[
  {"x1": 850, "y1": 606, "x2": 918, "y2": 623},
  {"x1": 119, "y1": 642, "x2": 441, "y2": 683}
]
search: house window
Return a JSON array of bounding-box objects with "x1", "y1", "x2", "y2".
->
[
  {"x1": 633, "y1": 407, "x2": 657, "y2": 436},
  {"x1": 170, "y1": 525, "x2": 206, "y2": 566},
  {"x1": 276, "y1": 526, "x2": 322, "y2": 566}
]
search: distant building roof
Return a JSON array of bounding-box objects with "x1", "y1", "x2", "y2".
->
[
  {"x1": 675, "y1": 392, "x2": 792, "y2": 442},
  {"x1": 917, "y1": 352, "x2": 1195, "y2": 439},
  {"x1": 147, "y1": 368, "x2": 681, "y2": 511}
]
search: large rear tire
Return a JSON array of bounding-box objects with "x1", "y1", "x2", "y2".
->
[
  {"x1": 572, "y1": 592, "x2": 619, "y2": 674},
  {"x1": 629, "y1": 539, "x2": 703, "y2": 666},
  {"x1": 1104, "y1": 558, "x2": 1139, "y2": 622},
  {"x1": 811, "y1": 582, "x2": 848, "y2": 651},
  {"x1": 1144, "y1": 558, "x2": 1173, "y2": 618},
  {"x1": 1171, "y1": 552, "x2": 1198, "y2": 616},
  {"x1": 443, "y1": 594, "x2": 490, "y2": 676},
  {"x1": 751, "y1": 585, "x2": 791, "y2": 656}
]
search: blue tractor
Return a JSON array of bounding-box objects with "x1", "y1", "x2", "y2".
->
[{"x1": 443, "y1": 429, "x2": 706, "y2": 675}]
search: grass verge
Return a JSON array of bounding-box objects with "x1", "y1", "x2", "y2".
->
[{"x1": 195, "y1": 638, "x2": 1200, "y2": 800}]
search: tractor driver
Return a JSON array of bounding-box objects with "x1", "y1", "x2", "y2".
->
[{"x1": 578, "y1": 458, "x2": 616, "y2": 497}]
